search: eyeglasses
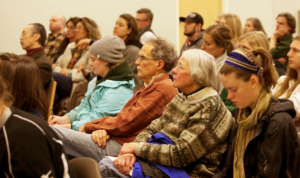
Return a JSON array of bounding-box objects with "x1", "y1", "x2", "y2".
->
[
  {"x1": 138, "y1": 55, "x2": 153, "y2": 61},
  {"x1": 74, "y1": 27, "x2": 85, "y2": 31},
  {"x1": 176, "y1": 63, "x2": 188, "y2": 70},
  {"x1": 136, "y1": 19, "x2": 148, "y2": 22},
  {"x1": 20, "y1": 32, "x2": 36, "y2": 37}
]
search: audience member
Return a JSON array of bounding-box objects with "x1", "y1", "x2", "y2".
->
[
  {"x1": 100, "y1": 49, "x2": 234, "y2": 178},
  {"x1": 20, "y1": 23, "x2": 52, "y2": 90},
  {"x1": 44, "y1": 14, "x2": 66, "y2": 63},
  {"x1": 114, "y1": 13, "x2": 143, "y2": 92},
  {"x1": 0, "y1": 53, "x2": 48, "y2": 120},
  {"x1": 214, "y1": 48, "x2": 299, "y2": 177},
  {"x1": 49, "y1": 35, "x2": 134, "y2": 131},
  {"x1": 220, "y1": 13, "x2": 243, "y2": 49},
  {"x1": 135, "y1": 8, "x2": 156, "y2": 45},
  {"x1": 273, "y1": 35, "x2": 300, "y2": 121},
  {"x1": 50, "y1": 38, "x2": 178, "y2": 162},
  {"x1": 0, "y1": 62, "x2": 75, "y2": 177},
  {"x1": 55, "y1": 17, "x2": 80, "y2": 63},
  {"x1": 244, "y1": 17, "x2": 267, "y2": 35},
  {"x1": 52, "y1": 17, "x2": 101, "y2": 104},
  {"x1": 201, "y1": 24, "x2": 234, "y2": 92},
  {"x1": 269, "y1": 12, "x2": 296, "y2": 76},
  {"x1": 179, "y1": 12, "x2": 204, "y2": 56}
]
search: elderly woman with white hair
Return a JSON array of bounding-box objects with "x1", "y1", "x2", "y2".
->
[{"x1": 99, "y1": 49, "x2": 234, "y2": 178}]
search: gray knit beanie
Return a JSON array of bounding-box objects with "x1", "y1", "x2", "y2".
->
[{"x1": 89, "y1": 35, "x2": 125, "y2": 64}]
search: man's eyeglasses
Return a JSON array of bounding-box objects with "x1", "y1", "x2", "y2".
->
[
  {"x1": 138, "y1": 55, "x2": 153, "y2": 61},
  {"x1": 136, "y1": 19, "x2": 148, "y2": 22}
]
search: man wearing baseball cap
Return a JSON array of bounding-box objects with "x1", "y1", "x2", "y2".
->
[{"x1": 179, "y1": 12, "x2": 204, "y2": 56}]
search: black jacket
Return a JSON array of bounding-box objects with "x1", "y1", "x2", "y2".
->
[{"x1": 214, "y1": 97, "x2": 300, "y2": 178}]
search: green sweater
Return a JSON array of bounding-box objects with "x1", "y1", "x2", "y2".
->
[
  {"x1": 134, "y1": 87, "x2": 234, "y2": 177},
  {"x1": 270, "y1": 34, "x2": 293, "y2": 59}
]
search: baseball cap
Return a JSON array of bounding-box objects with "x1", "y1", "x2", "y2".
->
[{"x1": 179, "y1": 12, "x2": 204, "y2": 25}]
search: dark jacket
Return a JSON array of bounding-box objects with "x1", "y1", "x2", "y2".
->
[
  {"x1": 214, "y1": 97, "x2": 300, "y2": 178},
  {"x1": 31, "y1": 49, "x2": 52, "y2": 89},
  {"x1": 179, "y1": 31, "x2": 204, "y2": 57}
]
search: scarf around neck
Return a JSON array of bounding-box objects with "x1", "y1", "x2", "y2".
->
[
  {"x1": 96, "y1": 59, "x2": 134, "y2": 85},
  {"x1": 233, "y1": 89, "x2": 272, "y2": 178}
]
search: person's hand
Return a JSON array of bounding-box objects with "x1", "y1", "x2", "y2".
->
[
  {"x1": 91, "y1": 130, "x2": 110, "y2": 148},
  {"x1": 273, "y1": 26, "x2": 289, "y2": 39},
  {"x1": 120, "y1": 142, "x2": 139, "y2": 155},
  {"x1": 77, "y1": 38, "x2": 91, "y2": 50},
  {"x1": 53, "y1": 124, "x2": 72, "y2": 129},
  {"x1": 78, "y1": 124, "x2": 86, "y2": 132},
  {"x1": 77, "y1": 64, "x2": 88, "y2": 77},
  {"x1": 48, "y1": 115, "x2": 71, "y2": 126},
  {"x1": 114, "y1": 153, "x2": 136, "y2": 175},
  {"x1": 60, "y1": 68, "x2": 70, "y2": 76},
  {"x1": 278, "y1": 57, "x2": 287, "y2": 64}
]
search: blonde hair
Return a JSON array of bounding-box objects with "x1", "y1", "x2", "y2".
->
[
  {"x1": 274, "y1": 35, "x2": 300, "y2": 98},
  {"x1": 239, "y1": 31, "x2": 269, "y2": 51},
  {"x1": 221, "y1": 13, "x2": 243, "y2": 45}
]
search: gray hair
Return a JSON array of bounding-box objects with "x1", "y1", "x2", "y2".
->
[
  {"x1": 182, "y1": 49, "x2": 218, "y2": 89},
  {"x1": 147, "y1": 37, "x2": 177, "y2": 72}
]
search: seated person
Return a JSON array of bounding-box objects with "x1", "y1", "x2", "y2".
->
[
  {"x1": 272, "y1": 35, "x2": 300, "y2": 121},
  {"x1": 49, "y1": 38, "x2": 178, "y2": 161},
  {"x1": 0, "y1": 53, "x2": 48, "y2": 120},
  {"x1": 49, "y1": 35, "x2": 135, "y2": 131},
  {"x1": 214, "y1": 48, "x2": 299, "y2": 177},
  {"x1": 0, "y1": 62, "x2": 75, "y2": 177},
  {"x1": 101, "y1": 49, "x2": 234, "y2": 178},
  {"x1": 52, "y1": 17, "x2": 101, "y2": 104}
]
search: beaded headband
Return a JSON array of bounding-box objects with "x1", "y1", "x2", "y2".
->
[{"x1": 224, "y1": 48, "x2": 263, "y2": 76}]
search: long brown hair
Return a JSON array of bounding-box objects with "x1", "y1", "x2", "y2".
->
[
  {"x1": 78, "y1": 17, "x2": 101, "y2": 41},
  {"x1": 119, "y1": 14, "x2": 139, "y2": 45},
  {"x1": 204, "y1": 24, "x2": 234, "y2": 55},
  {"x1": 246, "y1": 18, "x2": 267, "y2": 36},
  {"x1": 0, "y1": 53, "x2": 49, "y2": 120},
  {"x1": 0, "y1": 60, "x2": 13, "y2": 107},
  {"x1": 274, "y1": 36, "x2": 300, "y2": 98}
]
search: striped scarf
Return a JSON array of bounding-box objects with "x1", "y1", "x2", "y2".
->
[{"x1": 233, "y1": 89, "x2": 272, "y2": 178}]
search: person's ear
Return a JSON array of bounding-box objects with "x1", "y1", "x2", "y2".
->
[
  {"x1": 127, "y1": 27, "x2": 132, "y2": 35},
  {"x1": 250, "y1": 75, "x2": 259, "y2": 89},
  {"x1": 33, "y1": 33, "x2": 41, "y2": 42},
  {"x1": 156, "y1": 60, "x2": 165, "y2": 70}
]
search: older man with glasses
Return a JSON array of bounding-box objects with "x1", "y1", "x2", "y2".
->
[{"x1": 50, "y1": 37, "x2": 178, "y2": 162}]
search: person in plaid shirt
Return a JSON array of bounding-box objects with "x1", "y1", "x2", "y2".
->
[{"x1": 44, "y1": 14, "x2": 66, "y2": 64}]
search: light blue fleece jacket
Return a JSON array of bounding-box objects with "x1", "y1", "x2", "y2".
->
[{"x1": 66, "y1": 77, "x2": 134, "y2": 131}]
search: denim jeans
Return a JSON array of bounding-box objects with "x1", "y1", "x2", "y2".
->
[
  {"x1": 51, "y1": 126, "x2": 122, "y2": 161},
  {"x1": 99, "y1": 157, "x2": 131, "y2": 178}
]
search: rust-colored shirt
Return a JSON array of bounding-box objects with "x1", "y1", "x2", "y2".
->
[{"x1": 84, "y1": 73, "x2": 178, "y2": 144}]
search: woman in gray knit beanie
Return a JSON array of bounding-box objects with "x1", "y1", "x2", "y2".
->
[{"x1": 49, "y1": 35, "x2": 135, "y2": 131}]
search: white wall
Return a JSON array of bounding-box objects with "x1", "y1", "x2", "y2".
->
[
  {"x1": 223, "y1": 0, "x2": 299, "y2": 37},
  {"x1": 0, "y1": 0, "x2": 179, "y2": 55}
]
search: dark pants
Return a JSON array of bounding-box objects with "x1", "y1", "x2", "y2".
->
[{"x1": 52, "y1": 72, "x2": 73, "y2": 103}]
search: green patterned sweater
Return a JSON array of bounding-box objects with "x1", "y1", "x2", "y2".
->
[{"x1": 134, "y1": 87, "x2": 234, "y2": 177}]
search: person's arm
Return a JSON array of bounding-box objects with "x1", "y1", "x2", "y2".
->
[
  {"x1": 71, "y1": 51, "x2": 92, "y2": 83},
  {"x1": 289, "y1": 84, "x2": 300, "y2": 120},
  {"x1": 84, "y1": 89, "x2": 169, "y2": 135},
  {"x1": 71, "y1": 83, "x2": 133, "y2": 131},
  {"x1": 270, "y1": 33, "x2": 292, "y2": 59},
  {"x1": 37, "y1": 62, "x2": 52, "y2": 88},
  {"x1": 256, "y1": 112, "x2": 297, "y2": 177}
]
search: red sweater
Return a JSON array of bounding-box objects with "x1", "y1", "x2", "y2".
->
[{"x1": 84, "y1": 73, "x2": 178, "y2": 144}]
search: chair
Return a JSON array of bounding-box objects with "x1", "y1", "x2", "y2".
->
[
  {"x1": 69, "y1": 157, "x2": 102, "y2": 178},
  {"x1": 46, "y1": 79, "x2": 57, "y2": 117}
]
